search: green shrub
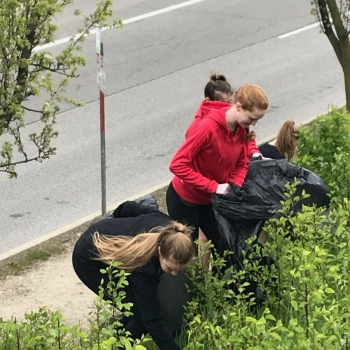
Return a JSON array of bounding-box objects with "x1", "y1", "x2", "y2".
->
[
  {"x1": 0, "y1": 262, "x2": 146, "y2": 350},
  {"x1": 295, "y1": 107, "x2": 350, "y2": 201},
  {"x1": 3, "y1": 184, "x2": 350, "y2": 349},
  {"x1": 174, "y1": 183, "x2": 350, "y2": 349}
]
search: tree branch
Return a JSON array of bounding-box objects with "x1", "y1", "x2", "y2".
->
[
  {"x1": 326, "y1": 0, "x2": 348, "y2": 39},
  {"x1": 1, "y1": 155, "x2": 41, "y2": 167},
  {"x1": 317, "y1": 0, "x2": 343, "y2": 65},
  {"x1": 30, "y1": 63, "x2": 70, "y2": 75},
  {"x1": 1, "y1": 14, "x2": 40, "y2": 129},
  {"x1": 0, "y1": 168, "x2": 17, "y2": 177},
  {"x1": 22, "y1": 106, "x2": 44, "y2": 115}
]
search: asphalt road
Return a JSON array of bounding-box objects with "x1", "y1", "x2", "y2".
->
[{"x1": 0, "y1": 0, "x2": 345, "y2": 254}]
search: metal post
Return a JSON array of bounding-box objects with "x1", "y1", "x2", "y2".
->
[
  {"x1": 100, "y1": 42, "x2": 106, "y2": 217},
  {"x1": 96, "y1": 24, "x2": 107, "y2": 218}
]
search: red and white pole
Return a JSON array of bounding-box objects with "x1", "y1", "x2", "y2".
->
[{"x1": 96, "y1": 25, "x2": 107, "y2": 217}]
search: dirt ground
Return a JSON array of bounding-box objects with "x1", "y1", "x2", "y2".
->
[
  {"x1": 0, "y1": 247, "x2": 96, "y2": 328},
  {"x1": 0, "y1": 188, "x2": 169, "y2": 327}
]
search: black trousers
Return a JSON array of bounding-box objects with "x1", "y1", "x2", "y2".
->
[
  {"x1": 121, "y1": 272, "x2": 191, "y2": 338},
  {"x1": 166, "y1": 182, "x2": 220, "y2": 251},
  {"x1": 72, "y1": 257, "x2": 189, "y2": 338}
]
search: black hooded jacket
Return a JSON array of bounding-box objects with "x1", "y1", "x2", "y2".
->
[{"x1": 72, "y1": 201, "x2": 180, "y2": 350}]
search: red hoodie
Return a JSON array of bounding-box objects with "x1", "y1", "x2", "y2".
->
[
  {"x1": 189, "y1": 101, "x2": 260, "y2": 157},
  {"x1": 169, "y1": 101, "x2": 249, "y2": 205},
  {"x1": 247, "y1": 138, "x2": 260, "y2": 158}
]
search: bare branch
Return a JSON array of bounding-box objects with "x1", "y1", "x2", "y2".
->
[{"x1": 22, "y1": 106, "x2": 44, "y2": 115}]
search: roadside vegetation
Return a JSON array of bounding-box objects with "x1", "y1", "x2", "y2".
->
[{"x1": 1, "y1": 108, "x2": 350, "y2": 349}]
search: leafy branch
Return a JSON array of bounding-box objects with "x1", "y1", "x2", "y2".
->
[{"x1": 0, "y1": 0, "x2": 122, "y2": 178}]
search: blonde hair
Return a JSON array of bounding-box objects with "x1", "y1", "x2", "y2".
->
[
  {"x1": 93, "y1": 222, "x2": 195, "y2": 272},
  {"x1": 234, "y1": 84, "x2": 269, "y2": 112},
  {"x1": 274, "y1": 120, "x2": 299, "y2": 161}
]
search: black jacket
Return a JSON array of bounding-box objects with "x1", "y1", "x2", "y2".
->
[
  {"x1": 72, "y1": 201, "x2": 180, "y2": 350},
  {"x1": 258, "y1": 143, "x2": 284, "y2": 159}
]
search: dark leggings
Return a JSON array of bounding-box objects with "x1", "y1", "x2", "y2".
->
[
  {"x1": 120, "y1": 287, "x2": 146, "y2": 338},
  {"x1": 166, "y1": 182, "x2": 220, "y2": 251},
  {"x1": 72, "y1": 257, "x2": 188, "y2": 338}
]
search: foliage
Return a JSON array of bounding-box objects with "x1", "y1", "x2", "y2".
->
[
  {"x1": 0, "y1": 262, "x2": 146, "y2": 349},
  {"x1": 117, "y1": 113, "x2": 350, "y2": 349},
  {"x1": 295, "y1": 106, "x2": 350, "y2": 202},
  {"x1": 0, "y1": 0, "x2": 122, "y2": 178},
  {"x1": 173, "y1": 183, "x2": 350, "y2": 349},
  {"x1": 3, "y1": 117, "x2": 350, "y2": 349},
  {"x1": 2, "y1": 186, "x2": 350, "y2": 348}
]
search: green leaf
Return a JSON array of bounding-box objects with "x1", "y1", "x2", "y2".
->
[{"x1": 291, "y1": 301, "x2": 298, "y2": 310}]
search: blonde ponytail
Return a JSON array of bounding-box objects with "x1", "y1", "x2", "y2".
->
[{"x1": 93, "y1": 222, "x2": 195, "y2": 272}]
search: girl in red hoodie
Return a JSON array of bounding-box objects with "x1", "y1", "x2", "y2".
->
[
  {"x1": 191, "y1": 72, "x2": 265, "y2": 263},
  {"x1": 166, "y1": 83, "x2": 269, "y2": 251},
  {"x1": 190, "y1": 71, "x2": 267, "y2": 159}
]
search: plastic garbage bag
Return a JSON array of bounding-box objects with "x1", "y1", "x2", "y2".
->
[
  {"x1": 214, "y1": 159, "x2": 329, "y2": 224},
  {"x1": 211, "y1": 159, "x2": 330, "y2": 305},
  {"x1": 212, "y1": 158, "x2": 330, "y2": 257},
  {"x1": 135, "y1": 194, "x2": 160, "y2": 210},
  {"x1": 107, "y1": 194, "x2": 159, "y2": 218}
]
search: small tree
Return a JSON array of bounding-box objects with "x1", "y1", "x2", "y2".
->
[
  {"x1": 0, "y1": 0, "x2": 121, "y2": 178},
  {"x1": 312, "y1": 0, "x2": 350, "y2": 111}
]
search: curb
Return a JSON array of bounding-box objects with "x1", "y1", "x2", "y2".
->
[
  {"x1": 0, "y1": 109, "x2": 330, "y2": 263},
  {"x1": 0, "y1": 180, "x2": 171, "y2": 262}
]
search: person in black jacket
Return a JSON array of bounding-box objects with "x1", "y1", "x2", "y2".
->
[
  {"x1": 72, "y1": 200, "x2": 196, "y2": 350},
  {"x1": 258, "y1": 120, "x2": 299, "y2": 161}
]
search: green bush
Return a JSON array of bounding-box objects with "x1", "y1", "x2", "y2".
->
[
  {"x1": 3, "y1": 111, "x2": 350, "y2": 350},
  {"x1": 176, "y1": 183, "x2": 350, "y2": 349},
  {"x1": 2, "y1": 187, "x2": 350, "y2": 349},
  {"x1": 2, "y1": 185, "x2": 350, "y2": 350},
  {"x1": 295, "y1": 107, "x2": 350, "y2": 201},
  {"x1": 142, "y1": 110, "x2": 350, "y2": 349},
  {"x1": 0, "y1": 263, "x2": 146, "y2": 350}
]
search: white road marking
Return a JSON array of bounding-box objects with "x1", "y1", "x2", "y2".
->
[
  {"x1": 34, "y1": 0, "x2": 206, "y2": 52},
  {"x1": 279, "y1": 22, "x2": 319, "y2": 39}
]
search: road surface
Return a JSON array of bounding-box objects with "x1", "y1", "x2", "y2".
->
[{"x1": 0, "y1": 0, "x2": 344, "y2": 253}]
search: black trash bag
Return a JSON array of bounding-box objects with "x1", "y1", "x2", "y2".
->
[
  {"x1": 134, "y1": 194, "x2": 160, "y2": 210},
  {"x1": 214, "y1": 159, "x2": 329, "y2": 225},
  {"x1": 212, "y1": 159, "x2": 330, "y2": 253},
  {"x1": 107, "y1": 194, "x2": 160, "y2": 218},
  {"x1": 212, "y1": 159, "x2": 330, "y2": 305}
]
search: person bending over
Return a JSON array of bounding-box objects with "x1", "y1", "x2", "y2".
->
[{"x1": 72, "y1": 200, "x2": 196, "y2": 350}]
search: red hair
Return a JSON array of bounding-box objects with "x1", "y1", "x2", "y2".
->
[{"x1": 234, "y1": 84, "x2": 269, "y2": 111}]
